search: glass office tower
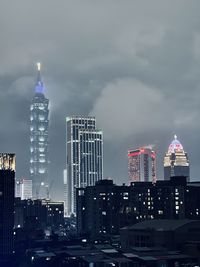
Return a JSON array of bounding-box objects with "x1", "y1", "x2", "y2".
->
[{"x1": 66, "y1": 116, "x2": 103, "y2": 215}]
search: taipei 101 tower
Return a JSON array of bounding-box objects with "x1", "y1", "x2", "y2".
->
[{"x1": 30, "y1": 63, "x2": 49, "y2": 199}]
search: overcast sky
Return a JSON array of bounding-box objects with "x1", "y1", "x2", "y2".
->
[{"x1": 1, "y1": 0, "x2": 200, "y2": 200}]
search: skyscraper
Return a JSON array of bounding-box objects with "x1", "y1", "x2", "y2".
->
[
  {"x1": 66, "y1": 116, "x2": 103, "y2": 215},
  {"x1": 128, "y1": 147, "x2": 156, "y2": 183},
  {"x1": 0, "y1": 153, "x2": 15, "y2": 259},
  {"x1": 30, "y1": 63, "x2": 49, "y2": 199},
  {"x1": 164, "y1": 135, "x2": 190, "y2": 181}
]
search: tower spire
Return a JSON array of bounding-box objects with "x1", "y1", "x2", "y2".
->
[
  {"x1": 35, "y1": 62, "x2": 44, "y2": 94},
  {"x1": 37, "y1": 62, "x2": 42, "y2": 83}
]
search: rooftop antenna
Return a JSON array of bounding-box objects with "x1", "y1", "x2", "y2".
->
[{"x1": 36, "y1": 62, "x2": 42, "y2": 83}]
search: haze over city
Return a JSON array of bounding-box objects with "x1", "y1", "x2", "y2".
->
[{"x1": 1, "y1": 0, "x2": 200, "y2": 200}]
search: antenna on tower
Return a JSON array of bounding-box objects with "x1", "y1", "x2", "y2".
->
[
  {"x1": 37, "y1": 62, "x2": 41, "y2": 71},
  {"x1": 36, "y1": 62, "x2": 42, "y2": 83}
]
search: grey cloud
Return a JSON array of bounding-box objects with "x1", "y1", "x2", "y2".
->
[{"x1": 90, "y1": 78, "x2": 167, "y2": 140}]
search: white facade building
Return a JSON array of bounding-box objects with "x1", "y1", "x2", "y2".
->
[{"x1": 66, "y1": 116, "x2": 103, "y2": 215}]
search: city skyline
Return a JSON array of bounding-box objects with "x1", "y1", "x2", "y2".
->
[
  {"x1": 1, "y1": 1, "x2": 200, "y2": 201},
  {"x1": 1, "y1": 2, "x2": 200, "y2": 266}
]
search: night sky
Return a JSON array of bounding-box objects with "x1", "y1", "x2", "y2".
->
[{"x1": 1, "y1": 1, "x2": 200, "y2": 200}]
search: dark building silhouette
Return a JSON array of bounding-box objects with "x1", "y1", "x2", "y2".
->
[
  {"x1": 164, "y1": 135, "x2": 190, "y2": 181},
  {"x1": 0, "y1": 153, "x2": 15, "y2": 260},
  {"x1": 77, "y1": 179, "x2": 127, "y2": 238},
  {"x1": 120, "y1": 219, "x2": 200, "y2": 250},
  {"x1": 15, "y1": 198, "x2": 64, "y2": 230},
  {"x1": 77, "y1": 177, "x2": 200, "y2": 238},
  {"x1": 25, "y1": 244, "x2": 199, "y2": 267},
  {"x1": 30, "y1": 63, "x2": 49, "y2": 199}
]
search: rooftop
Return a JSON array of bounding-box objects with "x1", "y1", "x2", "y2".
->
[{"x1": 121, "y1": 219, "x2": 198, "y2": 231}]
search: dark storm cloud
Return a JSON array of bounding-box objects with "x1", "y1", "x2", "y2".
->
[{"x1": 1, "y1": 0, "x2": 200, "y2": 199}]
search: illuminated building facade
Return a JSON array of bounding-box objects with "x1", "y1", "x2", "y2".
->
[
  {"x1": 63, "y1": 169, "x2": 68, "y2": 217},
  {"x1": 0, "y1": 153, "x2": 15, "y2": 258},
  {"x1": 15, "y1": 179, "x2": 32, "y2": 200},
  {"x1": 66, "y1": 116, "x2": 103, "y2": 215},
  {"x1": 164, "y1": 135, "x2": 190, "y2": 181},
  {"x1": 30, "y1": 63, "x2": 49, "y2": 198},
  {"x1": 128, "y1": 147, "x2": 156, "y2": 183}
]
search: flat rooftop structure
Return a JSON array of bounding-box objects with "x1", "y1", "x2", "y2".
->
[
  {"x1": 121, "y1": 219, "x2": 199, "y2": 231},
  {"x1": 101, "y1": 248, "x2": 118, "y2": 254}
]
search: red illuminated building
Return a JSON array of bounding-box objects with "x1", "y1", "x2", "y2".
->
[{"x1": 128, "y1": 147, "x2": 156, "y2": 183}]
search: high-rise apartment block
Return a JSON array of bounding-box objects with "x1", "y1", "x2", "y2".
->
[
  {"x1": 128, "y1": 147, "x2": 156, "y2": 183},
  {"x1": 0, "y1": 153, "x2": 15, "y2": 259},
  {"x1": 164, "y1": 135, "x2": 190, "y2": 181},
  {"x1": 66, "y1": 116, "x2": 103, "y2": 215},
  {"x1": 30, "y1": 63, "x2": 49, "y2": 198}
]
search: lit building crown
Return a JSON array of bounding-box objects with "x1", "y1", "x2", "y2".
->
[
  {"x1": 0, "y1": 153, "x2": 16, "y2": 171},
  {"x1": 168, "y1": 135, "x2": 184, "y2": 154},
  {"x1": 164, "y1": 135, "x2": 190, "y2": 181},
  {"x1": 35, "y1": 62, "x2": 45, "y2": 94}
]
